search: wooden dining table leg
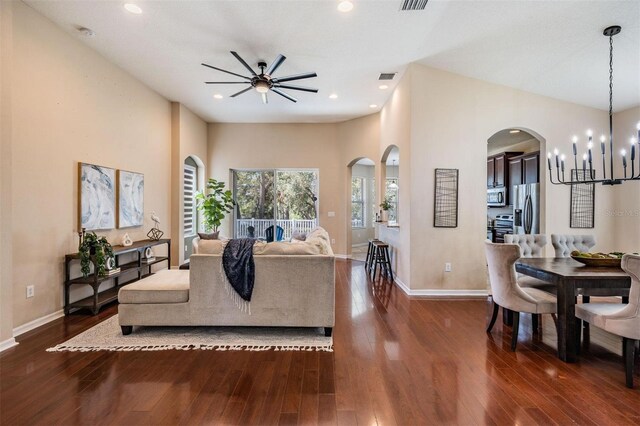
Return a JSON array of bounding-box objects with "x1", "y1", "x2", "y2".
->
[{"x1": 557, "y1": 278, "x2": 578, "y2": 362}]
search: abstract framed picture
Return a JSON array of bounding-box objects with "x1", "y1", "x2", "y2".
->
[
  {"x1": 117, "y1": 170, "x2": 144, "y2": 228},
  {"x1": 78, "y1": 163, "x2": 116, "y2": 230}
]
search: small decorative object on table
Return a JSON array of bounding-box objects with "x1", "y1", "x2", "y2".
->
[
  {"x1": 570, "y1": 250, "x2": 630, "y2": 267},
  {"x1": 121, "y1": 233, "x2": 133, "y2": 247},
  {"x1": 147, "y1": 211, "x2": 164, "y2": 240},
  {"x1": 142, "y1": 247, "x2": 156, "y2": 263}
]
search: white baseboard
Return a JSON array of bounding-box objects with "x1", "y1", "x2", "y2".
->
[
  {"x1": 0, "y1": 337, "x2": 18, "y2": 352},
  {"x1": 394, "y1": 276, "x2": 488, "y2": 298},
  {"x1": 13, "y1": 309, "x2": 65, "y2": 338},
  {"x1": 351, "y1": 242, "x2": 368, "y2": 248},
  {"x1": 333, "y1": 254, "x2": 349, "y2": 259}
]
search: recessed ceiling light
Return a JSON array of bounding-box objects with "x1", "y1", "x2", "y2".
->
[
  {"x1": 378, "y1": 85, "x2": 389, "y2": 90},
  {"x1": 337, "y1": 1, "x2": 354, "y2": 13},
  {"x1": 369, "y1": 104, "x2": 378, "y2": 108},
  {"x1": 509, "y1": 129, "x2": 521, "y2": 134},
  {"x1": 329, "y1": 93, "x2": 338, "y2": 99},
  {"x1": 213, "y1": 94, "x2": 223, "y2": 100},
  {"x1": 124, "y1": 3, "x2": 142, "y2": 14}
]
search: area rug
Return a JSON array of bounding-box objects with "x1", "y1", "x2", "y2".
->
[{"x1": 47, "y1": 316, "x2": 333, "y2": 352}]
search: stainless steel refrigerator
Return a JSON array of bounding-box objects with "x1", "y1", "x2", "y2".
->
[{"x1": 513, "y1": 183, "x2": 540, "y2": 234}]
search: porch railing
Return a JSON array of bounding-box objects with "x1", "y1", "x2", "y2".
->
[{"x1": 235, "y1": 219, "x2": 318, "y2": 241}]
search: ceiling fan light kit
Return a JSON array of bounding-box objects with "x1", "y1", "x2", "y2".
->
[
  {"x1": 548, "y1": 25, "x2": 640, "y2": 186},
  {"x1": 202, "y1": 51, "x2": 318, "y2": 104}
]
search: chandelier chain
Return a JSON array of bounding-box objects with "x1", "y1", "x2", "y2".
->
[{"x1": 609, "y1": 35, "x2": 613, "y2": 119}]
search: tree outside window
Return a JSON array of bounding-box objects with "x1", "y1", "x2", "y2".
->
[{"x1": 385, "y1": 178, "x2": 398, "y2": 223}]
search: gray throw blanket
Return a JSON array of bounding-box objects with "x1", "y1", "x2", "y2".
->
[{"x1": 222, "y1": 238, "x2": 256, "y2": 307}]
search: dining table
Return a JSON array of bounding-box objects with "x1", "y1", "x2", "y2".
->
[{"x1": 515, "y1": 257, "x2": 631, "y2": 363}]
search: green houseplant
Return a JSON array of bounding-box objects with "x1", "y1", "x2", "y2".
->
[
  {"x1": 79, "y1": 232, "x2": 114, "y2": 277},
  {"x1": 379, "y1": 197, "x2": 393, "y2": 212},
  {"x1": 195, "y1": 178, "x2": 235, "y2": 233}
]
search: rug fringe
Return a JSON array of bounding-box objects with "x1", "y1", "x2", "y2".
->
[{"x1": 46, "y1": 343, "x2": 333, "y2": 353}]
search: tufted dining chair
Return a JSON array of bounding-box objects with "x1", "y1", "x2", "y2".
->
[
  {"x1": 551, "y1": 234, "x2": 596, "y2": 258},
  {"x1": 575, "y1": 254, "x2": 640, "y2": 388},
  {"x1": 484, "y1": 241, "x2": 558, "y2": 351}
]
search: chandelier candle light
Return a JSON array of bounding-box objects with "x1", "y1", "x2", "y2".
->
[{"x1": 548, "y1": 25, "x2": 640, "y2": 186}]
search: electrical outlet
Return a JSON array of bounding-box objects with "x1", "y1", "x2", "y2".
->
[
  {"x1": 26, "y1": 285, "x2": 34, "y2": 298},
  {"x1": 331, "y1": 239, "x2": 336, "y2": 244},
  {"x1": 445, "y1": 263, "x2": 452, "y2": 272}
]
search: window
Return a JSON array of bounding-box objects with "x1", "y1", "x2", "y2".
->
[
  {"x1": 183, "y1": 164, "x2": 197, "y2": 236},
  {"x1": 232, "y1": 169, "x2": 319, "y2": 240},
  {"x1": 385, "y1": 178, "x2": 398, "y2": 223},
  {"x1": 351, "y1": 177, "x2": 365, "y2": 228}
]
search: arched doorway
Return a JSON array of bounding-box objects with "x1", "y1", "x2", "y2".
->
[
  {"x1": 347, "y1": 157, "x2": 376, "y2": 261},
  {"x1": 486, "y1": 128, "x2": 545, "y2": 242}
]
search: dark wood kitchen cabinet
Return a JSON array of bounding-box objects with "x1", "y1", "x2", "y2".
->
[
  {"x1": 487, "y1": 152, "x2": 522, "y2": 188},
  {"x1": 509, "y1": 151, "x2": 540, "y2": 187}
]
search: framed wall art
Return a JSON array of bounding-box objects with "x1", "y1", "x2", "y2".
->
[
  {"x1": 78, "y1": 163, "x2": 116, "y2": 230},
  {"x1": 117, "y1": 170, "x2": 144, "y2": 228},
  {"x1": 434, "y1": 168, "x2": 459, "y2": 228},
  {"x1": 570, "y1": 169, "x2": 595, "y2": 228}
]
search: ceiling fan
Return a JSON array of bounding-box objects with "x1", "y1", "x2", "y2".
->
[{"x1": 202, "y1": 51, "x2": 318, "y2": 104}]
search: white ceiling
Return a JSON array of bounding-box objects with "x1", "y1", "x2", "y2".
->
[{"x1": 26, "y1": 0, "x2": 640, "y2": 124}]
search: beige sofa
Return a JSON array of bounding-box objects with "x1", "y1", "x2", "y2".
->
[{"x1": 118, "y1": 227, "x2": 335, "y2": 336}]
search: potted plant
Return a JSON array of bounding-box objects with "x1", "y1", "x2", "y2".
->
[
  {"x1": 380, "y1": 197, "x2": 393, "y2": 222},
  {"x1": 79, "y1": 232, "x2": 114, "y2": 277},
  {"x1": 195, "y1": 178, "x2": 235, "y2": 237}
]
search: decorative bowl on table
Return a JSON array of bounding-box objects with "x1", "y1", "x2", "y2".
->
[{"x1": 570, "y1": 251, "x2": 624, "y2": 267}]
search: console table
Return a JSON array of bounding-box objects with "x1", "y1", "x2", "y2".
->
[{"x1": 64, "y1": 239, "x2": 171, "y2": 315}]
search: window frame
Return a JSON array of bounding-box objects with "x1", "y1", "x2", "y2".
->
[{"x1": 351, "y1": 176, "x2": 366, "y2": 229}]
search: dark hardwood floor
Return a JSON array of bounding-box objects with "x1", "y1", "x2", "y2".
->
[{"x1": 1, "y1": 259, "x2": 638, "y2": 425}]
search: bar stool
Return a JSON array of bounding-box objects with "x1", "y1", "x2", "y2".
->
[
  {"x1": 371, "y1": 241, "x2": 394, "y2": 282},
  {"x1": 364, "y1": 239, "x2": 380, "y2": 273}
]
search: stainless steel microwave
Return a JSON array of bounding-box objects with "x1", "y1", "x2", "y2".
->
[{"x1": 487, "y1": 187, "x2": 506, "y2": 207}]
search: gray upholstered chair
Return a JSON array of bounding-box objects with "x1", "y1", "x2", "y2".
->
[
  {"x1": 551, "y1": 234, "x2": 596, "y2": 258},
  {"x1": 484, "y1": 241, "x2": 557, "y2": 351},
  {"x1": 575, "y1": 254, "x2": 640, "y2": 388},
  {"x1": 504, "y1": 234, "x2": 554, "y2": 330}
]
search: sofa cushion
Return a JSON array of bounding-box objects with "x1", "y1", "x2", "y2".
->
[
  {"x1": 118, "y1": 270, "x2": 190, "y2": 304},
  {"x1": 198, "y1": 231, "x2": 219, "y2": 240},
  {"x1": 253, "y1": 241, "x2": 321, "y2": 255},
  {"x1": 193, "y1": 239, "x2": 227, "y2": 255}
]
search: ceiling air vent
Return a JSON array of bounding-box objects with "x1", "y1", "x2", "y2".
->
[
  {"x1": 378, "y1": 73, "x2": 397, "y2": 81},
  {"x1": 400, "y1": 0, "x2": 428, "y2": 11}
]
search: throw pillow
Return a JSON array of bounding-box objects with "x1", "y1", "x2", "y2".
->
[
  {"x1": 291, "y1": 230, "x2": 307, "y2": 241},
  {"x1": 198, "y1": 231, "x2": 219, "y2": 240}
]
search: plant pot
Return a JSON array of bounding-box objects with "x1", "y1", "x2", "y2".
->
[{"x1": 381, "y1": 210, "x2": 389, "y2": 222}]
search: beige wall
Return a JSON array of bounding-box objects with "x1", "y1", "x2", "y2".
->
[
  {"x1": 171, "y1": 103, "x2": 208, "y2": 266},
  {"x1": 611, "y1": 106, "x2": 640, "y2": 252},
  {"x1": 10, "y1": 1, "x2": 172, "y2": 328},
  {"x1": 207, "y1": 123, "x2": 346, "y2": 253},
  {"x1": 380, "y1": 69, "x2": 412, "y2": 286},
  {"x1": 336, "y1": 113, "x2": 380, "y2": 253},
  {"x1": 1, "y1": 0, "x2": 15, "y2": 344},
  {"x1": 402, "y1": 63, "x2": 616, "y2": 291}
]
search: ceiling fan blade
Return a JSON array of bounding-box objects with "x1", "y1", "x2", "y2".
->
[
  {"x1": 230, "y1": 51, "x2": 257, "y2": 77},
  {"x1": 266, "y1": 54, "x2": 286, "y2": 76},
  {"x1": 230, "y1": 86, "x2": 254, "y2": 98},
  {"x1": 202, "y1": 63, "x2": 251, "y2": 80},
  {"x1": 262, "y1": 92, "x2": 268, "y2": 104},
  {"x1": 271, "y1": 88, "x2": 297, "y2": 103},
  {"x1": 204, "y1": 81, "x2": 251, "y2": 84},
  {"x1": 272, "y1": 84, "x2": 318, "y2": 93},
  {"x1": 271, "y1": 72, "x2": 317, "y2": 83}
]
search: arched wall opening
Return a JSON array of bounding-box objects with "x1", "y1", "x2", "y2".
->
[{"x1": 486, "y1": 127, "x2": 546, "y2": 242}]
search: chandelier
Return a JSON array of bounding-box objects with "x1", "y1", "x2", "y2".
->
[{"x1": 548, "y1": 25, "x2": 640, "y2": 186}]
